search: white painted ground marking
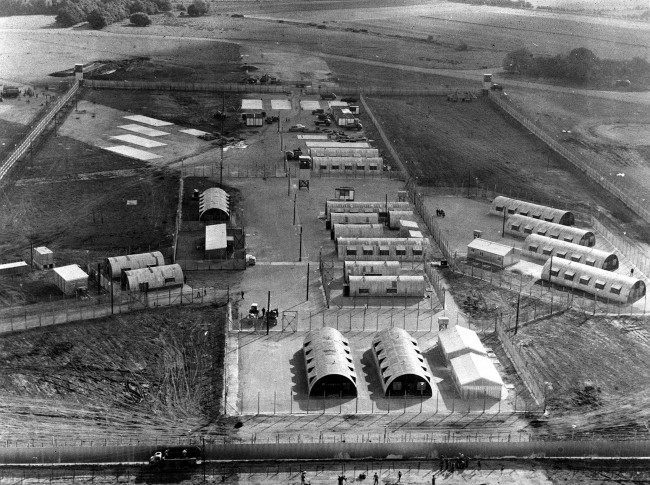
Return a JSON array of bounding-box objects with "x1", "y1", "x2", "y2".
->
[
  {"x1": 180, "y1": 128, "x2": 210, "y2": 136},
  {"x1": 241, "y1": 99, "x2": 263, "y2": 110},
  {"x1": 110, "y1": 134, "x2": 167, "y2": 148},
  {"x1": 270, "y1": 99, "x2": 291, "y2": 110},
  {"x1": 118, "y1": 124, "x2": 170, "y2": 137},
  {"x1": 123, "y1": 115, "x2": 173, "y2": 127},
  {"x1": 102, "y1": 145, "x2": 162, "y2": 161}
]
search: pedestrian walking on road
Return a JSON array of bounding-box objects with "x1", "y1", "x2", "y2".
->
[
  {"x1": 301, "y1": 470, "x2": 308, "y2": 485},
  {"x1": 337, "y1": 475, "x2": 347, "y2": 485},
  {"x1": 397, "y1": 471, "x2": 402, "y2": 483},
  {"x1": 373, "y1": 473, "x2": 379, "y2": 485},
  {"x1": 431, "y1": 475, "x2": 435, "y2": 485},
  {"x1": 241, "y1": 291, "x2": 245, "y2": 300},
  {"x1": 477, "y1": 459, "x2": 481, "y2": 470}
]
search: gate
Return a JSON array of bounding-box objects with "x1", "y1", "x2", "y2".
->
[{"x1": 281, "y1": 311, "x2": 298, "y2": 332}]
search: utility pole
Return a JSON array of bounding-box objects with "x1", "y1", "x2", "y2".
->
[
  {"x1": 293, "y1": 192, "x2": 297, "y2": 225},
  {"x1": 306, "y1": 262, "x2": 310, "y2": 301},
  {"x1": 299, "y1": 225, "x2": 303, "y2": 262},
  {"x1": 220, "y1": 145, "x2": 223, "y2": 185},
  {"x1": 266, "y1": 290, "x2": 271, "y2": 335},
  {"x1": 514, "y1": 293, "x2": 520, "y2": 335},
  {"x1": 467, "y1": 170, "x2": 471, "y2": 198},
  {"x1": 502, "y1": 208, "x2": 506, "y2": 237},
  {"x1": 110, "y1": 276, "x2": 114, "y2": 314}
]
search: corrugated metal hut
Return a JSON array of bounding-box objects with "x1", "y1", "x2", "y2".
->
[
  {"x1": 332, "y1": 223, "x2": 383, "y2": 240},
  {"x1": 199, "y1": 188, "x2": 230, "y2": 222},
  {"x1": 343, "y1": 260, "x2": 401, "y2": 280},
  {"x1": 505, "y1": 215, "x2": 595, "y2": 247},
  {"x1": 0, "y1": 261, "x2": 29, "y2": 276},
  {"x1": 372, "y1": 328, "x2": 433, "y2": 396},
  {"x1": 336, "y1": 237, "x2": 427, "y2": 261},
  {"x1": 348, "y1": 275, "x2": 425, "y2": 297},
  {"x1": 540, "y1": 258, "x2": 645, "y2": 304},
  {"x1": 309, "y1": 147, "x2": 379, "y2": 158},
  {"x1": 34, "y1": 246, "x2": 54, "y2": 269},
  {"x1": 53, "y1": 265, "x2": 88, "y2": 295},
  {"x1": 524, "y1": 234, "x2": 618, "y2": 270},
  {"x1": 105, "y1": 251, "x2": 165, "y2": 280},
  {"x1": 330, "y1": 212, "x2": 380, "y2": 225},
  {"x1": 467, "y1": 238, "x2": 517, "y2": 268},
  {"x1": 449, "y1": 353, "x2": 504, "y2": 399},
  {"x1": 326, "y1": 201, "x2": 411, "y2": 218},
  {"x1": 123, "y1": 264, "x2": 184, "y2": 293},
  {"x1": 492, "y1": 196, "x2": 575, "y2": 226},
  {"x1": 313, "y1": 156, "x2": 383, "y2": 174},
  {"x1": 398, "y1": 219, "x2": 419, "y2": 236},
  {"x1": 388, "y1": 210, "x2": 416, "y2": 229},
  {"x1": 437, "y1": 325, "x2": 487, "y2": 361},
  {"x1": 305, "y1": 141, "x2": 370, "y2": 148},
  {"x1": 303, "y1": 327, "x2": 357, "y2": 397}
]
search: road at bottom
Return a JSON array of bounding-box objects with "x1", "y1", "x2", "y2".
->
[{"x1": 0, "y1": 458, "x2": 648, "y2": 484}]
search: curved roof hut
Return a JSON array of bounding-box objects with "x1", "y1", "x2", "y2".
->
[
  {"x1": 199, "y1": 188, "x2": 230, "y2": 222},
  {"x1": 540, "y1": 258, "x2": 645, "y2": 304},
  {"x1": 371, "y1": 328, "x2": 433, "y2": 396},
  {"x1": 505, "y1": 214, "x2": 595, "y2": 247},
  {"x1": 303, "y1": 327, "x2": 357, "y2": 397},
  {"x1": 524, "y1": 234, "x2": 618, "y2": 271},
  {"x1": 105, "y1": 251, "x2": 165, "y2": 279},
  {"x1": 492, "y1": 196, "x2": 574, "y2": 226},
  {"x1": 123, "y1": 264, "x2": 184, "y2": 292}
]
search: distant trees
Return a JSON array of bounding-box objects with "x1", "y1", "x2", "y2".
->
[
  {"x1": 55, "y1": 0, "x2": 171, "y2": 28},
  {"x1": 0, "y1": 0, "x2": 57, "y2": 16},
  {"x1": 130, "y1": 11, "x2": 151, "y2": 26},
  {"x1": 187, "y1": 0, "x2": 208, "y2": 17},
  {"x1": 502, "y1": 46, "x2": 650, "y2": 88}
]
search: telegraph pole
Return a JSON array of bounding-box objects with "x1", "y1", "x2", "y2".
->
[
  {"x1": 266, "y1": 290, "x2": 271, "y2": 335},
  {"x1": 299, "y1": 225, "x2": 303, "y2": 262}
]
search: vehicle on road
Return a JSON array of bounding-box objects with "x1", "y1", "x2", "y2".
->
[
  {"x1": 149, "y1": 446, "x2": 202, "y2": 470},
  {"x1": 288, "y1": 124, "x2": 307, "y2": 132}
]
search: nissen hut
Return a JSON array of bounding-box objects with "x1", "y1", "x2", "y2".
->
[
  {"x1": 123, "y1": 264, "x2": 184, "y2": 293},
  {"x1": 492, "y1": 196, "x2": 574, "y2": 226},
  {"x1": 524, "y1": 234, "x2": 618, "y2": 271},
  {"x1": 303, "y1": 327, "x2": 358, "y2": 397},
  {"x1": 505, "y1": 214, "x2": 595, "y2": 247}
]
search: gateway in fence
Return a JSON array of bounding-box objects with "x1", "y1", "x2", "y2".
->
[
  {"x1": 33, "y1": 246, "x2": 54, "y2": 270},
  {"x1": 372, "y1": 328, "x2": 433, "y2": 397},
  {"x1": 343, "y1": 260, "x2": 401, "y2": 280},
  {"x1": 123, "y1": 264, "x2": 184, "y2": 293},
  {"x1": 467, "y1": 238, "x2": 518, "y2": 268},
  {"x1": 449, "y1": 352, "x2": 504, "y2": 400},
  {"x1": 303, "y1": 327, "x2": 358, "y2": 397},
  {"x1": 438, "y1": 325, "x2": 488, "y2": 361},
  {"x1": 330, "y1": 212, "x2": 380, "y2": 225},
  {"x1": 347, "y1": 275, "x2": 425, "y2": 297},
  {"x1": 0, "y1": 261, "x2": 29, "y2": 276},
  {"x1": 540, "y1": 258, "x2": 646, "y2": 304},
  {"x1": 199, "y1": 188, "x2": 230, "y2": 222},
  {"x1": 312, "y1": 157, "x2": 383, "y2": 174},
  {"x1": 524, "y1": 234, "x2": 618, "y2": 271},
  {"x1": 53, "y1": 264, "x2": 88, "y2": 295},
  {"x1": 336, "y1": 237, "x2": 427, "y2": 261},
  {"x1": 505, "y1": 214, "x2": 595, "y2": 247},
  {"x1": 388, "y1": 210, "x2": 416, "y2": 229},
  {"x1": 332, "y1": 223, "x2": 384, "y2": 240},
  {"x1": 492, "y1": 196, "x2": 575, "y2": 226},
  {"x1": 105, "y1": 251, "x2": 165, "y2": 281}
]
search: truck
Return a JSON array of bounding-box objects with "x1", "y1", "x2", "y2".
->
[{"x1": 149, "y1": 446, "x2": 202, "y2": 469}]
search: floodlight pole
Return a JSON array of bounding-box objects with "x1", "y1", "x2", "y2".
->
[
  {"x1": 299, "y1": 226, "x2": 303, "y2": 262},
  {"x1": 266, "y1": 290, "x2": 271, "y2": 335},
  {"x1": 514, "y1": 293, "x2": 520, "y2": 335},
  {"x1": 293, "y1": 192, "x2": 297, "y2": 225},
  {"x1": 501, "y1": 208, "x2": 506, "y2": 237},
  {"x1": 220, "y1": 145, "x2": 223, "y2": 185},
  {"x1": 306, "y1": 262, "x2": 310, "y2": 301}
]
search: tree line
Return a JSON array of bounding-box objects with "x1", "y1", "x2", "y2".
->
[{"x1": 503, "y1": 47, "x2": 650, "y2": 87}]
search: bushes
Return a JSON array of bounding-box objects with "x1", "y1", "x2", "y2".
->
[
  {"x1": 56, "y1": 0, "x2": 168, "y2": 28},
  {"x1": 186, "y1": 0, "x2": 208, "y2": 17},
  {"x1": 87, "y1": 8, "x2": 107, "y2": 29},
  {"x1": 130, "y1": 11, "x2": 151, "y2": 26}
]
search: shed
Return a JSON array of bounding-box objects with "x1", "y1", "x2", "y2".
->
[
  {"x1": 331, "y1": 107, "x2": 356, "y2": 127},
  {"x1": 505, "y1": 215, "x2": 595, "y2": 247},
  {"x1": 34, "y1": 246, "x2": 54, "y2": 269},
  {"x1": 449, "y1": 353, "x2": 504, "y2": 400},
  {"x1": 523, "y1": 234, "x2": 618, "y2": 271},
  {"x1": 343, "y1": 260, "x2": 401, "y2": 280},
  {"x1": 326, "y1": 201, "x2": 411, "y2": 218},
  {"x1": 347, "y1": 275, "x2": 425, "y2": 297},
  {"x1": 467, "y1": 238, "x2": 517, "y2": 268},
  {"x1": 303, "y1": 327, "x2": 357, "y2": 397},
  {"x1": 242, "y1": 113, "x2": 264, "y2": 127},
  {"x1": 305, "y1": 141, "x2": 370, "y2": 149},
  {"x1": 123, "y1": 264, "x2": 184, "y2": 292},
  {"x1": 540, "y1": 258, "x2": 645, "y2": 304},
  {"x1": 105, "y1": 251, "x2": 165, "y2": 280},
  {"x1": 53, "y1": 265, "x2": 88, "y2": 295},
  {"x1": 330, "y1": 212, "x2": 380, "y2": 225},
  {"x1": 371, "y1": 328, "x2": 433, "y2": 396},
  {"x1": 199, "y1": 188, "x2": 230, "y2": 222},
  {"x1": 205, "y1": 223, "x2": 228, "y2": 259},
  {"x1": 398, "y1": 219, "x2": 419, "y2": 236},
  {"x1": 492, "y1": 196, "x2": 574, "y2": 226},
  {"x1": 332, "y1": 223, "x2": 383, "y2": 240},
  {"x1": 337, "y1": 237, "x2": 427, "y2": 261},
  {"x1": 437, "y1": 325, "x2": 487, "y2": 361},
  {"x1": 388, "y1": 210, "x2": 415, "y2": 229},
  {"x1": 309, "y1": 147, "x2": 379, "y2": 158},
  {"x1": 313, "y1": 156, "x2": 383, "y2": 174},
  {"x1": 0, "y1": 261, "x2": 29, "y2": 276}
]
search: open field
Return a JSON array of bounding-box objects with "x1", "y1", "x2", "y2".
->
[{"x1": 0, "y1": 304, "x2": 228, "y2": 441}]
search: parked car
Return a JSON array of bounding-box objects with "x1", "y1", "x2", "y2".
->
[
  {"x1": 288, "y1": 124, "x2": 307, "y2": 132},
  {"x1": 312, "y1": 108, "x2": 325, "y2": 115},
  {"x1": 490, "y1": 83, "x2": 503, "y2": 91},
  {"x1": 320, "y1": 93, "x2": 337, "y2": 100},
  {"x1": 265, "y1": 116, "x2": 279, "y2": 124}
]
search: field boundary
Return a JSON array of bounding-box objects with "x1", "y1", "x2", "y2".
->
[{"x1": 487, "y1": 91, "x2": 650, "y2": 224}]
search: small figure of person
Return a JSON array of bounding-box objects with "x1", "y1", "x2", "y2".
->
[
  {"x1": 241, "y1": 291, "x2": 245, "y2": 300},
  {"x1": 431, "y1": 475, "x2": 436, "y2": 485},
  {"x1": 397, "y1": 470, "x2": 402, "y2": 483},
  {"x1": 337, "y1": 475, "x2": 347, "y2": 485},
  {"x1": 373, "y1": 473, "x2": 379, "y2": 485},
  {"x1": 477, "y1": 459, "x2": 481, "y2": 470},
  {"x1": 630, "y1": 268, "x2": 634, "y2": 276},
  {"x1": 301, "y1": 470, "x2": 308, "y2": 485},
  {"x1": 261, "y1": 307, "x2": 266, "y2": 317}
]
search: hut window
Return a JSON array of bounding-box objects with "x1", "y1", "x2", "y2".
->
[
  {"x1": 532, "y1": 213, "x2": 541, "y2": 219},
  {"x1": 610, "y1": 284, "x2": 622, "y2": 295},
  {"x1": 379, "y1": 246, "x2": 390, "y2": 256},
  {"x1": 307, "y1": 366, "x2": 314, "y2": 373},
  {"x1": 395, "y1": 246, "x2": 406, "y2": 256},
  {"x1": 579, "y1": 275, "x2": 590, "y2": 285},
  {"x1": 550, "y1": 268, "x2": 560, "y2": 277},
  {"x1": 528, "y1": 244, "x2": 538, "y2": 252},
  {"x1": 358, "y1": 288, "x2": 370, "y2": 295},
  {"x1": 344, "y1": 164, "x2": 353, "y2": 170},
  {"x1": 549, "y1": 233, "x2": 559, "y2": 239},
  {"x1": 356, "y1": 163, "x2": 365, "y2": 171},
  {"x1": 541, "y1": 247, "x2": 552, "y2": 255},
  {"x1": 331, "y1": 164, "x2": 340, "y2": 170},
  {"x1": 594, "y1": 280, "x2": 606, "y2": 290},
  {"x1": 413, "y1": 247, "x2": 423, "y2": 256},
  {"x1": 520, "y1": 210, "x2": 529, "y2": 217},
  {"x1": 346, "y1": 248, "x2": 357, "y2": 256},
  {"x1": 392, "y1": 381, "x2": 403, "y2": 391},
  {"x1": 563, "y1": 236, "x2": 573, "y2": 242},
  {"x1": 556, "y1": 251, "x2": 567, "y2": 259},
  {"x1": 319, "y1": 164, "x2": 327, "y2": 171},
  {"x1": 422, "y1": 366, "x2": 428, "y2": 372},
  {"x1": 305, "y1": 348, "x2": 312, "y2": 355},
  {"x1": 570, "y1": 254, "x2": 581, "y2": 262},
  {"x1": 544, "y1": 217, "x2": 554, "y2": 222},
  {"x1": 563, "y1": 271, "x2": 575, "y2": 281},
  {"x1": 537, "y1": 229, "x2": 547, "y2": 236},
  {"x1": 369, "y1": 164, "x2": 378, "y2": 171},
  {"x1": 164, "y1": 277, "x2": 175, "y2": 283},
  {"x1": 507, "y1": 208, "x2": 516, "y2": 214},
  {"x1": 510, "y1": 223, "x2": 520, "y2": 231},
  {"x1": 523, "y1": 226, "x2": 533, "y2": 234},
  {"x1": 495, "y1": 206, "x2": 503, "y2": 212},
  {"x1": 386, "y1": 288, "x2": 397, "y2": 294},
  {"x1": 585, "y1": 258, "x2": 595, "y2": 267},
  {"x1": 362, "y1": 246, "x2": 373, "y2": 255},
  {"x1": 381, "y1": 366, "x2": 389, "y2": 373},
  {"x1": 348, "y1": 366, "x2": 354, "y2": 372}
]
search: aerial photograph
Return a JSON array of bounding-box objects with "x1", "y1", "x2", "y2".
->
[{"x1": 0, "y1": 0, "x2": 648, "y2": 483}]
